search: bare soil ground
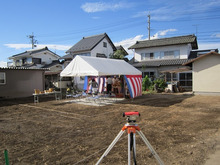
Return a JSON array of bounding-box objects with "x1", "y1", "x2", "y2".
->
[{"x1": 1, "y1": 93, "x2": 220, "y2": 165}]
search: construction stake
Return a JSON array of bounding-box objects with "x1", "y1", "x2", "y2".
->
[{"x1": 4, "y1": 149, "x2": 9, "y2": 165}]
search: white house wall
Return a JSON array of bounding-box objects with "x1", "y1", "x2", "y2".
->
[
  {"x1": 193, "y1": 54, "x2": 220, "y2": 94},
  {"x1": 91, "y1": 38, "x2": 114, "y2": 58},
  {"x1": 134, "y1": 44, "x2": 191, "y2": 62},
  {"x1": 32, "y1": 51, "x2": 59, "y2": 64}
]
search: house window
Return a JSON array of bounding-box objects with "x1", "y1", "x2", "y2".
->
[
  {"x1": 22, "y1": 58, "x2": 27, "y2": 65},
  {"x1": 141, "y1": 53, "x2": 154, "y2": 60},
  {"x1": 164, "y1": 50, "x2": 180, "y2": 59},
  {"x1": 174, "y1": 50, "x2": 180, "y2": 59},
  {"x1": 79, "y1": 53, "x2": 91, "y2": 56},
  {"x1": 164, "y1": 51, "x2": 174, "y2": 59},
  {"x1": 141, "y1": 53, "x2": 146, "y2": 60},
  {"x1": 154, "y1": 52, "x2": 161, "y2": 59},
  {"x1": 103, "y1": 42, "x2": 107, "y2": 48},
  {"x1": 15, "y1": 59, "x2": 22, "y2": 66},
  {"x1": 27, "y1": 57, "x2": 32, "y2": 64},
  {"x1": 142, "y1": 72, "x2": 155, "y2": 80},
  {"x1": 32, "y1": 58, "x2": 41, "y2": 64},
  {"x1": 165, "y1": 73, "x2": 178, "y2": 82},
  {"x1": 150, "y1": 53, "x2": 154, "y2": 59},
  {"x1": 0, "y1": 72, "x2": 6, "y2": 84},
  {"x1": 179, "y1": 73, "x2": 192, "y2": 87},
  {"x1": 141, "y1": 50, "x2": 180, "y2": 60}
]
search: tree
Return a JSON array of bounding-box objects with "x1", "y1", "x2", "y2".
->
[{"x1": 110, "y1": 50, "x2": 128, "y2": 61}]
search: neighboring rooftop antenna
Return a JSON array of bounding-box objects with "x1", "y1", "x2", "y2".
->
[
  {"x1": 148, "y1": 14, "x2": 151, "y2": 40},
  {"x1": 193, "y1": 24, "x2": 199, "y2": 37},
  {"x1": 27, "y1": 32, "x2": 38, "y2": 49}
]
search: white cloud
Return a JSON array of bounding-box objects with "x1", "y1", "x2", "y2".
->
[
  {"x1": 4, "y1": 44, "x2": 32, "y2": 49},
  {"x1": 81, "y1": 2, "x2": 132, "y2": 13},
  {"x1": 4, "y1": 44, "x2": 71, "y2": 51},
  {"x1": 114, "y1": 35, "x2": 146, "y2": 55},
  {"x1": 0, "y1": 61, "x2": 7, "y2": 67},
  {"x1": 151, "y1": 29, "x2": 177, "y2": 39}
]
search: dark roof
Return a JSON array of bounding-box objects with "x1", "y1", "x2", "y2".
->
[
  {"x1": 132, "y1": 59, "x2": 191, "y2": 68},
  {"x1": 128, "y1": 34, "x2": 198, "y2": 50},
  {"x1": 116, "y1": 45, "x2": 128, "y2": 55},
  {"x1": 9, "y1": 47, "x2": 60, "y2": 59},
  {"x1": 128, "y1": 57, "x2": 135, "y2": 64},
  {"x1": 66, "y1": 33, "x2": 116, "y2": 54},
  {"x1": 0, "y1": 67, "x2": 48, "y2": 71},
  {"x1": 60, "y1": 54, "x2": 75, "y2": 60},
  {"x1": 43, "y1": 60, "x2": 61, "y2": 68},
  {"x1": 183, "y1": 52, "x2": 220, "y2": 66},
  {"x1": 188, "y1": 49, "x2": 219, "y2": 59}
]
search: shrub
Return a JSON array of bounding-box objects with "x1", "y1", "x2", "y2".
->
[
  {"x1": 142, "y1": 75, "x2": 152, "y2": 91},
  {"x1": 153, "y1": 78, "x2": 167, "y2": 91}
]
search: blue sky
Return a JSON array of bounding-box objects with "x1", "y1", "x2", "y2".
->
[{"x1": 1, "y1": 0, "x2": 220, "y2": 66}]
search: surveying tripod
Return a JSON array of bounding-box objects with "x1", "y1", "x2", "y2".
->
[{"x1": 96, "y1": 112, "x2": 164, "y2": 165}]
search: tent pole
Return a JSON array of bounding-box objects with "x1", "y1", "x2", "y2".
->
[{"x1": 98, "y1": 76, "x2": 100, "y2": 94}]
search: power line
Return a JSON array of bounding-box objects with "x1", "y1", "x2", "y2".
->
[{"x1": 32, "y1": 10, "x2": 220, "y2": 44}]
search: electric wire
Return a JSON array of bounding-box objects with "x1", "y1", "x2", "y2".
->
[{"x1": 34, "y1": 9, "x2": 220, "y2": 45}]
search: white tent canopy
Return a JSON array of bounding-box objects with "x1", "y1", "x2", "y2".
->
[{"x1": 60, "y1": 55, "x2": 141, "y2": 77}]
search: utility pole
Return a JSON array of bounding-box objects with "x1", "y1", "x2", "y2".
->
[
  {"x1": 27, "y1": 32, "x2": 37, "y2": 49},
  {"x1": 148, "y1": 14, "x2": 150, "y2": 40}
]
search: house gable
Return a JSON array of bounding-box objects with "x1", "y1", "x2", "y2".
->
[
  {"x1": 186, "y1": 52, "x2": 220, "y2": 94},
  {"x1": 8, "y1": 47, "x2": 60, "y2": 67},
  {"x1": 65, "y1": 33, "x2": 116, "y2": 58},
  {"x1": 91, "y1": 37, "x2": 115, "y2": 58},
  {"x1": 9, "y1": 47, "x2": 60, "y2": 59}
]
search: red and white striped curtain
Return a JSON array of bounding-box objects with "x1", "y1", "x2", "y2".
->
[{"x1": 124, "y1": 75, "x2": 142, "y2": 98}]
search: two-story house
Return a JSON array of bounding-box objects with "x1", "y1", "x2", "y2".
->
[
  {"x1": 63, "y1": 33, "x2": 116, "y2": 61},
  {"x1": 8, "y1": 47, "x2": 60, "y2": 68},
  {"x1": 128, "y1": 34, "x2": 198, "y2": 90}
]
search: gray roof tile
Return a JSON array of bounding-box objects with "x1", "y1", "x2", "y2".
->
[
  {"x1": 132, "y1": 59, "x2": 190, "y2": 67},
  {"x1": 9, "y1": 47, "x2": 60, "y2": 59},
  {"x1": 66, "y1": 33, "x2": 116, "y2": 54},
  {"x1": 129, "y1": 35, "x2": 198, "y2": 50}
]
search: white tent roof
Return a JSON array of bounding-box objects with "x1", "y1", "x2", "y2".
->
[{"x1": 60, "y1": 55, "x2": 141, "y2": 77}]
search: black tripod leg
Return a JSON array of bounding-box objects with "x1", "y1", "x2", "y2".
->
[
  {"x1": 130, "y1": 132, "x2": 133, "y2": 151},
  {"x1": 132, "y1": 132, "x2": 137, "y2": 165}
]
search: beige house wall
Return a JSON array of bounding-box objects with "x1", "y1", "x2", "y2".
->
[
  {"x1": 193, "y1": 54, "x2": 220, "y2": 94},
  {"x1": 0, "y1": 69, "x2": 45, "y2": 98}
]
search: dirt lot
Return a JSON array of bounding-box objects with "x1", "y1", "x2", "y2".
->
[{"x1": 1, "y1": 93, "x2": 220, "y2": 165}]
